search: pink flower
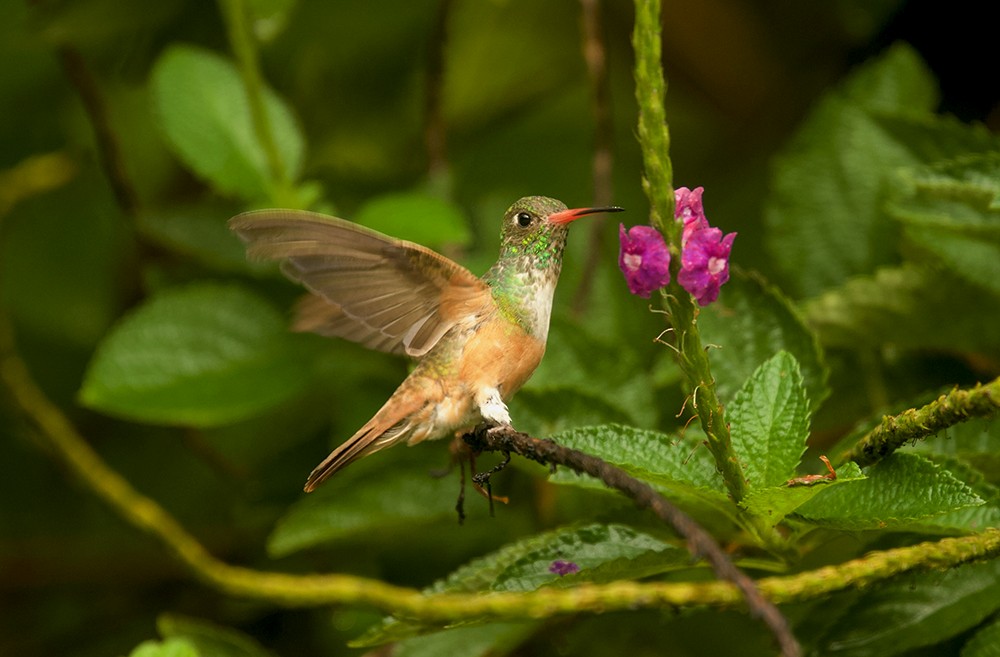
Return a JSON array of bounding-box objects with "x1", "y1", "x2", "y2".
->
[
  {"x1": 677, "y1": 226, "x2": 736, "y2": 306},
  {"x1": 617, "y1": 186, "x2": 735, "y2": 305},
  {"x1": 675, "y1": 186, "x2": 708, "y2": 246},
  {"x1": 618, "y1": 224, "x2": 671, "y2": 297}
]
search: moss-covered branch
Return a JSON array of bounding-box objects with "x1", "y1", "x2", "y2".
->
[
  {"x1": 2, "y1": 316, "x2": 999, "y2": 632},
  {"x1": 839, "y1": 377, "x2": 1000, "y2": 468}
]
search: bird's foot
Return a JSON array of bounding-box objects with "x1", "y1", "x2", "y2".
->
[
  {"x1": 472, "y1": 481, "x2": 510, "y2": 505},
  {"x1": 476, "y1": 387, "x2": 512, "y2": 425},
  {"x1": 450, "y1": 437, "x2": 509, "y2": 523},
  {"x1": 472, "y1": 451, "x2": 511, "y2": 517}
]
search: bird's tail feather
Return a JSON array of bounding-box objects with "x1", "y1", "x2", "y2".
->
[{"x1": 303, "y1": 411, "x2": 417, "y2": 492}]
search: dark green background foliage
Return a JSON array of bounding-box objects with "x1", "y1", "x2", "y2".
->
[{"x1": 2, "y1": 1, "x2": 999, "y2": 656}]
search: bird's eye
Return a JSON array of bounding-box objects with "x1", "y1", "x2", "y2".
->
[{"x1": 516, "y1": 212, "x2": 533, "y2": 228}]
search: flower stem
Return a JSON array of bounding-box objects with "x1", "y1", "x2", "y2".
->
[
  {"x1": 631, "y1": 0, "x2": 747, "y2": 502},
  {"x1": 670, "y1": 296, "x2": 749, "y2": 502},
  {"x1": 632, "y1": 0, "x2": 674, "y2": 234}
]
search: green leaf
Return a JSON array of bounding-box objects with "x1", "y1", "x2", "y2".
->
[
  {"x1": 901, "y1": 454, "x2": 1000, "y2": 533},
  {"x1": 838, "y1": 43, "x2": 937, "y2": 109},
  {"x1": 906, "y1": 228, "x2": 1000, "y2": 296},
  {"x1": 963, "y1": 617, "x2": 1000, "y2": 657},
  {"x1": 151, "y1": 45, "x2": 304, "y2": 201},
  {"x1": 891, "y1": 154, "x2": 1000, "y2": 225},
  {"x1": 353, "y1": 191, "x2": 472, "y2": 248},
  {"x1": 913, "y1": 417, "x2": 1000, "y2": 482},
  {"x1": 158, "y1": 614, "x2": 277, "y2": 657},
  {"x1": 741, "y1": 461, "x2": 864, "y2": 524},
  {"x1": 729, "y1": 351, "x2": 811, "y2": 489},
  {"x1": 127, "y1": 638, "x2": 199, "y2": 657},
  {"x1": 513, "y1": 388, "x2": 635, "y2": 437},
  {"x1": 80, "y1": 283, "x2": 308, "y2": 427},
  {"x1": 544, "y1": 424, "x2": 736, "y2": 527},
  {"x1": 545, "y1": 424, "x2": 724, "y2": 493},
  {"x1": 355, "y1": 523, "x2": 684, "y2": 646},
  {"x1": 805, "y1": 265, "x2": 1000, "y2": 355},
  {"x1": 870, "y1": 112, "x2": 1000, "y2": 164},
  {"x1": 888, "y1": 153, "x2": 1000, "y2": 295},
  {"x1": 459, "y1": 522, "x2": 684, "y2": 593},
  {"x1": 794, "y1": 453, "x2": 984, "y2": 530},
  {"x1": 813, "y1": 558, "x2": 1000, "y2": 657},
  {"x1": 765, "y1": 44, "x2": 937, "y2": 297},
  {"x1": 699, "y1": 271, "x2": 828, "y2": 411},
  {"x1": 267, "y1": 467, "x2": 458, "y2": 557},
  {"x1": 394, "y1": 623, "x2": 538, "y2": 657},
  {"x1": 490, "y1": 523, "x2": 685, "y2": 593}
]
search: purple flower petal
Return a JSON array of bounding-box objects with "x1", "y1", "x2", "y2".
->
[
  {"x1": 677, "y1": 227, "x2": 736, "y2": 306},
  {"x1": 617, "y1": 186, "x2": 735, "y2": 305},
  {"x1": 549, "y1": 560, "x2": 580, "y2": 576},
  {"x1": 675, "y1": 186, "x2": 708, "y2": 246},
  {"x1": 618, "y1": 223, "x2": 671, "y2": 298}
]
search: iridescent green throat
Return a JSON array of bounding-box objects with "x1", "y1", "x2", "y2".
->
[{"x1": 484, "y1": 227, "x2": 566, "y2": 337}]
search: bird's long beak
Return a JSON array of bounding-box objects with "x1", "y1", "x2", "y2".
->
[{"x1": 548, "y1": 205, "x2": 624, "y2": 225}]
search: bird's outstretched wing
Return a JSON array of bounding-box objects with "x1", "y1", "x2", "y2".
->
[{"x1": 230, "y1": 209, "x2": 491, "y2": 357}]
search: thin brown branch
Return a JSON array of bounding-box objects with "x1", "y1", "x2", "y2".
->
[
  {"x1": 54, "y1": 42, "x2": 163, "y2": 309},
  {"x1": 572, "y1": 0, "x2": 616, "y2": 315},
  {"x1": 424, "y1": 0, "x2": 453, "y2": 179},
  {"x1": 56, "y1": 46, "x2": 141, "y2": 218},
  {"x1": 464, "y1": 423, "x2": 801, "y2": 657}
]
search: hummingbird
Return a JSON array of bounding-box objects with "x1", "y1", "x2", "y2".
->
[{"x1": 230, "y1": 196, "x2": 622, "y2": 492}]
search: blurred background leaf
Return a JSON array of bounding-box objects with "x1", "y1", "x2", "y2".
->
[
  {"x1": 151, "y1": 44, "x2": 305, "y2": 203},
  {"x1": 764, "y1": 44, "x2": 936, "y2": 298},
  {"x1": 79, "y1": 283, "x2": 313, "y2": 427},
  {"x1": 352, "y1": 190, "x2": 472, "y2": 248}
]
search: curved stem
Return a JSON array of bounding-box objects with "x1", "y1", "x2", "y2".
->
[
  {"x1": 218, "y1": 0, "x2": 288, "y2": 187},
  {"x1": 2, "y1": 317, "x2": 999, "y2": 628}
]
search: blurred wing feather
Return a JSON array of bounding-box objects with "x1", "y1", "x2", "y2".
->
[{"x1": 230, "y1": 209, "x2": 490, "y2": 357}]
